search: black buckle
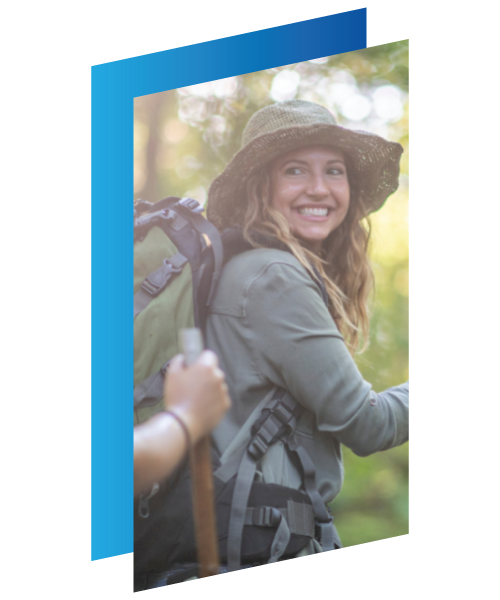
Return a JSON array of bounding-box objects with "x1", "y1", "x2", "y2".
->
[
  {"x1": 315, "y1": 517, "x2": 333, "y2": 542},
  {"x1": 178, "y1": 197, "x2": 204, "y2": 214},
  {"x1": 253, "y1": 506, "x2": 282, "y2": 528},
  {"x1": 247, "y1": 420, "x2": 278, "y2": 460},
  {"x1": 140, "y1": 260, "x2": 182, "y2": 297},
  {"x1": 134, "y1": 209, "x2": 177, "y2": 241},
  {"x1": 247, "y1": 433, "x2": 268, "y2": 460}
]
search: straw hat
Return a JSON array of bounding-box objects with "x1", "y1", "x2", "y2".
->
[{"x1": 207, "y1": 100, "x2": 404, "y2": 230}]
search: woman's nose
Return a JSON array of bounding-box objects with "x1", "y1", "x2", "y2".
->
[{"x1": 306, "y1": 174, "x2": 329, "y2": 199}]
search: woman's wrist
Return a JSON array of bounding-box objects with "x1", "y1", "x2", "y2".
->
[
  {"x1": 163, "y1": 409, "x2": 191, "y2": 452},
  {"x1": 158, "y1": 404, "x2": 201, "y2": 448}
]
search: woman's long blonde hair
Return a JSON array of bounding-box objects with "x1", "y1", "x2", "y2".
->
[{"x1": 242, "y1": 158, "x2": 374, "y2": 354}]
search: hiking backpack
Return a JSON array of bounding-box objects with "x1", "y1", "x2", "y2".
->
[
  {"x1": 133, "y1": 195, "x2": 223, "y2": 424},
  {"x1": 133, "y1": 197, "x2": 341, "y2": 587}
]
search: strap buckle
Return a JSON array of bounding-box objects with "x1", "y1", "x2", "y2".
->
[
  {"x1": 247, "y1": 393, "x2": 300, "y2": 460},
  {"x1": 253, "y1": 506, "x2": 282, "y2": 528},
  {"x1": 248, "y1": 431, "x2": 269, "y2": 460},
  {"x1": 140, "y1": 258, "x2": 183, "y2": 297},
  {"x1": 315, "y1": 517, "x2": 334, "y2": 545}
]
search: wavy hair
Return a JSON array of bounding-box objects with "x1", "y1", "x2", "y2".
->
[{"x1": 241, "y1": 159, "x2": 374, "y2": 354}]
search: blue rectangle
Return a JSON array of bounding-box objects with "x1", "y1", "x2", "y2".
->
[{"x1": 91, "y1": 8, "x2": 367, "y2": 561}]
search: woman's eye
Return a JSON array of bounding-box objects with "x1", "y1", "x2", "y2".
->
[
  {"x1": 327, "y1": 168, "x2": 345, "y2": 176},
  {"x1": 284, "y1": 167, "x2": 302, "y2": 176}
]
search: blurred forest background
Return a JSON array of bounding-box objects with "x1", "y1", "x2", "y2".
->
[{"x1": 134, "y1": 40, "x2": 409, "y2": 548}]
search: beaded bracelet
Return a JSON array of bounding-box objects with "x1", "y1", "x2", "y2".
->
[{"x1": 164, "y1": 410, "x2": 191, "y2": 453}]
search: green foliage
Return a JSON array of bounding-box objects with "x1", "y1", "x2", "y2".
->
[{"x1": 134, "y1": 40, "x2": 409, "y2": 548}]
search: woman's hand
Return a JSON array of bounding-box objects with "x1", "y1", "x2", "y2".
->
[{"x1": 164, "y1": 350, "x2": 231, "y2": 446}]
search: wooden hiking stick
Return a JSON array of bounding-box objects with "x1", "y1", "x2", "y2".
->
[{"x1": 180, "y1": 329, "x2": 220, "y2": 578}]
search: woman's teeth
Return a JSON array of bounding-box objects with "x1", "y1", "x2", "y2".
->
[{"x1": 298, "y1": 207, "x2": 329, "y2": 216}]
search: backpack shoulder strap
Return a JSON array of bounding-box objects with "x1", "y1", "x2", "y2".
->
[
  {"x1": 286, "y1": 437, "x2": 338, "y2": 551},
  {"x1": 217, "y1": 389, "x2": 303, "y2": 571},
  {"x1": 174, "y1": 198, "x2": 223, "y2": 305}
]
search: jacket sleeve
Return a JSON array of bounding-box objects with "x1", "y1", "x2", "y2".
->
[{"x1": 244, "y1": 260, "x2": 409, "y2": 457}]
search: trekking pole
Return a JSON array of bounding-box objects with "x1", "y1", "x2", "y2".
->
[{"x1": 180, "y1": 328, "x2": 220, "y2": 578}]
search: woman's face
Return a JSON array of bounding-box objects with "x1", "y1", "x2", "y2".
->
[{"x1": 269, "y1": 145, "x2": 350, "y2": 252}]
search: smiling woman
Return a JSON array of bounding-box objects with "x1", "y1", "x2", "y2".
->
[
  {"x1": 208, "y1": 100, "x2": 404, "y2": 352},
  {"x1": 202, "y1": 99, "x2": 409, "y2": 568},
  {"x1": 268, "y1": 146, "x2": 350, "y2": 252}
]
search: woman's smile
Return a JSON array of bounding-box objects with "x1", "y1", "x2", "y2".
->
[
  {"x1": 269, "y1": 145, "x2": 350, "y2": 252},
  {"x1": 295, "y1": 205, "x2": 332, "y2": 218}
]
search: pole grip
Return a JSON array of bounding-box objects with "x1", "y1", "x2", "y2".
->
[{"x1": 180, "y1": 328, "x2": 220, "y2": 577}]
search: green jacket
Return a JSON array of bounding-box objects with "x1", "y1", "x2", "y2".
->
[{"x1": 206, "y1": 248, "x2": 409, "y2": 506}]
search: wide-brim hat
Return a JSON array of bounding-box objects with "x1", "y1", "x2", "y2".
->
[{"x1": 207, "y1": 100, "x2": 404, "y2": 230}]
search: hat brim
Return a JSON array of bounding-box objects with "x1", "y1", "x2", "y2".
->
[{"x1": 207, "y1": 123, "x2": 403, "y2": 230}]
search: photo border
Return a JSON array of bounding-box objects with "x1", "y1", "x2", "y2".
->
[{"x1": 91, "y1": 8, "x2": 367, "y2": 561}]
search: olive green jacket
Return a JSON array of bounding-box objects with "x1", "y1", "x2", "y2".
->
[{"x1": 206, "y1": 248, "x2": 409, "y2": 505}]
